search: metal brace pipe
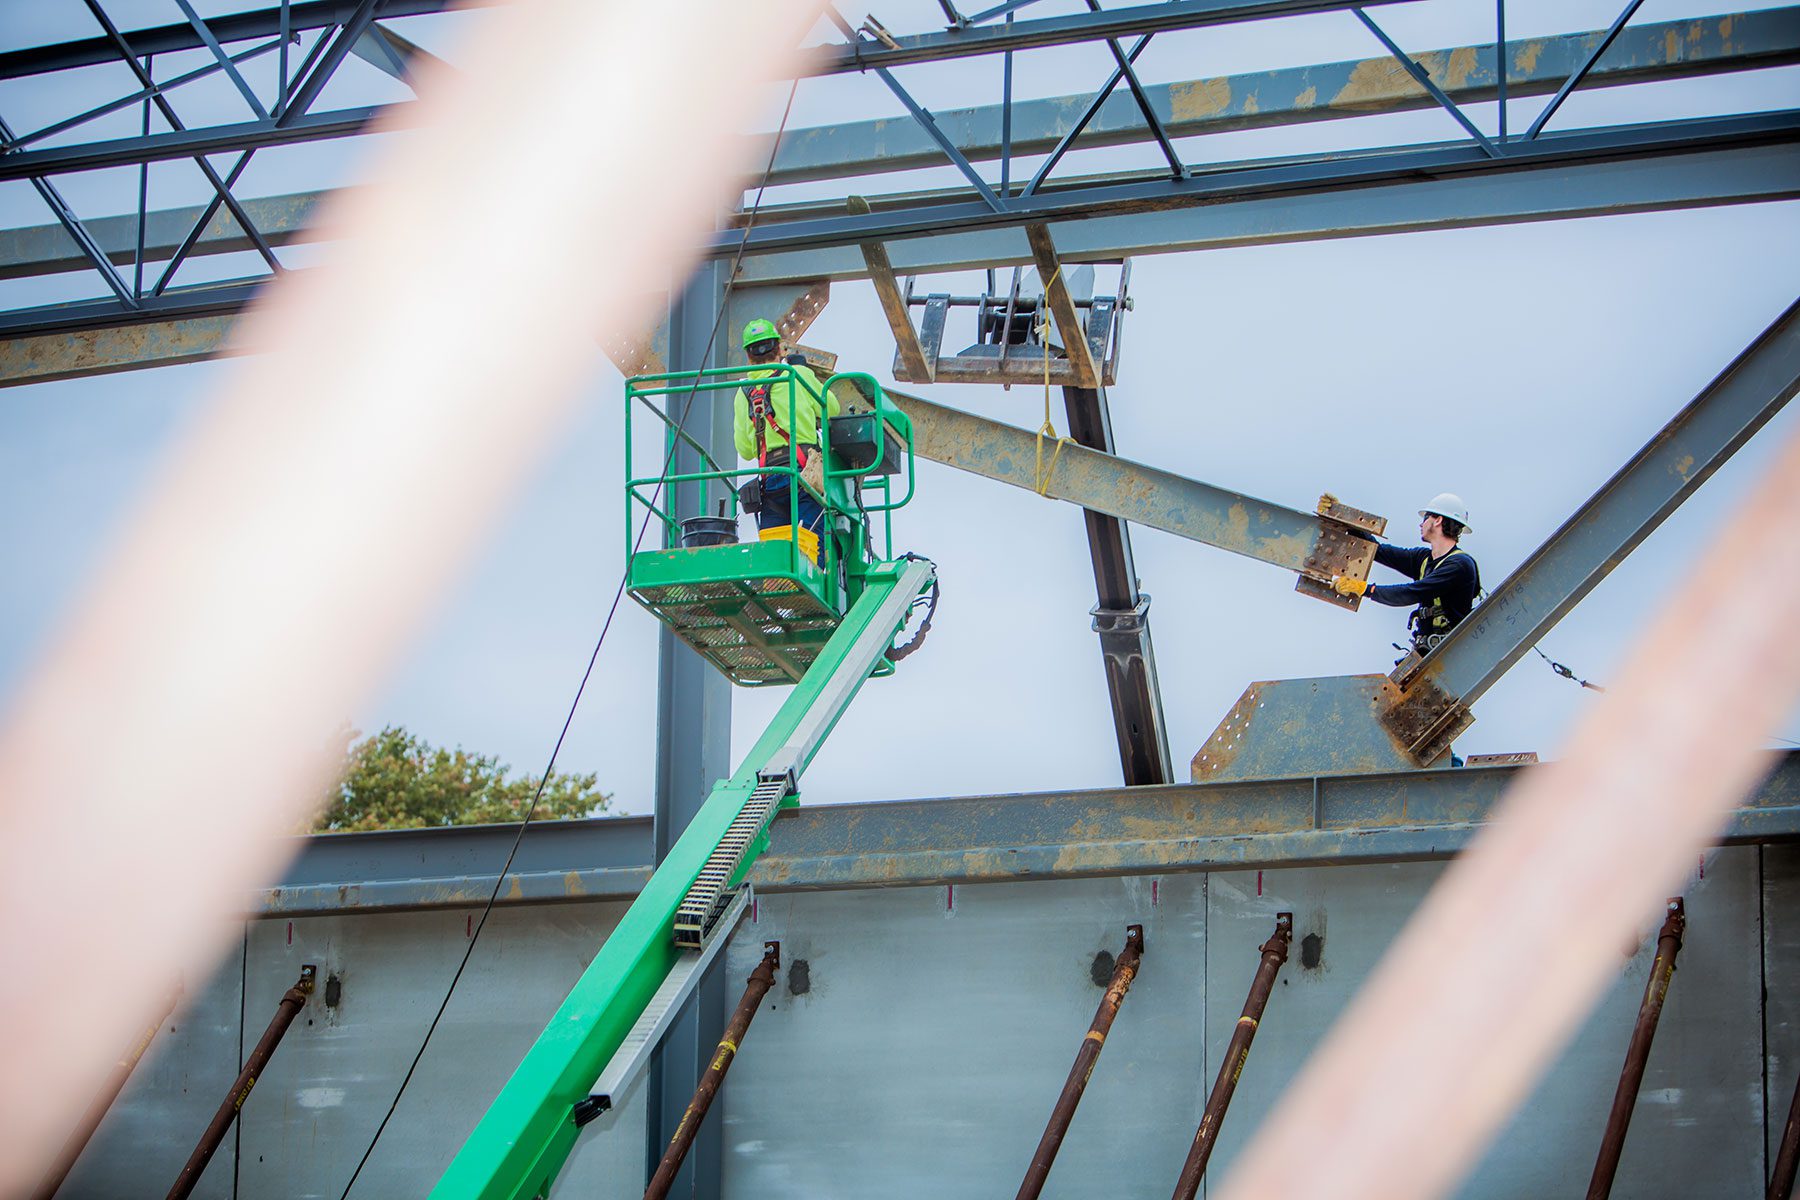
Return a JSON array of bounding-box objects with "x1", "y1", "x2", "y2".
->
[
  {"x1": 643, "y1": 943, "x2": 780, "y2": 1200},
  {"x1": 1770, "y1": 1066, "x2": 1800, "y2": 1199},
  {"x1": 1015, "y1": 925, "x2": 1145, "y2": 1200},
  {"x1": 166, "y1": 966, "x2": 315, "y2": 1200},
  {"x1": 1585, "y1": 898, "x2": 1685, "y2": 1198},
  {"x1": 1170, "y1": 913, "x2": 1292, "y2": 1199}
]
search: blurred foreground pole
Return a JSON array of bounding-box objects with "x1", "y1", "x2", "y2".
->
[
  {"x1": 1213, "y1": 400, "x2": 1800, "y2": 1200},
  {"x1": 0, "y1": 1, "x2": 824, "y2": 1191}
]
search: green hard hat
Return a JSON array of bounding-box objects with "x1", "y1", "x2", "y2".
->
[{"x1": 742, "y1": 318, "x2": 780, "y2": 350}]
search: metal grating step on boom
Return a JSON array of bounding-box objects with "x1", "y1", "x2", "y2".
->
[{"x1": 673, "y1": 774, "x2": 793, "y2": 950}]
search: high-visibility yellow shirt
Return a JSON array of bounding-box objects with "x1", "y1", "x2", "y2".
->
[{"x1": 732, "y1": 365, "x2": 838, "y2": 462}]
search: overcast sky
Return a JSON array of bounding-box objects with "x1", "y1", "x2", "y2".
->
[{"x1": 2, "y1": 1, "x2": 1797, "y2": 817}]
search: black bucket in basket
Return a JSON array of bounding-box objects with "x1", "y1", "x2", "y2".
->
[{"x1": 680, "y1": 515, "x2": 739, "y2": 548}]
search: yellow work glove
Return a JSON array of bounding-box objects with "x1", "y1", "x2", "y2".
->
[{"x1": 1332, "y1": 575, "x2": 1369, "y2": 598}]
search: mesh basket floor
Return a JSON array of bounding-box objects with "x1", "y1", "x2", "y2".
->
[{"x1": 633, "y1": 576, "x2": 839, "y2": 685}]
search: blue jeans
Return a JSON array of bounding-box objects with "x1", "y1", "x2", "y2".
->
[{"x1": 757, "y1": 482, "x2": 823, "y2": 534}]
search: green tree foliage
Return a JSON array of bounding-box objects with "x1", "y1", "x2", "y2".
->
[{"x1": 313, "y1": 725, "x2": 611, "y2": 833}]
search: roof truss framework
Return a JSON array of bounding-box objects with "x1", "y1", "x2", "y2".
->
[{"x1": 1, "y1": 2, "x2": 1796, "y2": 788}]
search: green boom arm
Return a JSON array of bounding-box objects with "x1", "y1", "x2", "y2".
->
[{"x1": 431, "y1": 557, "x2": 935, "y2": 1200}]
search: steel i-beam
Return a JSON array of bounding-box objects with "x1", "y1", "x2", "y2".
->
[{"x1": 882, "y1": 385, "x2": 1384, "y2": 609}]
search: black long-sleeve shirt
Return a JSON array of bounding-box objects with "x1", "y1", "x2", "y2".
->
[{"x1": 1368, "y1": 543, "x2": 1480, "y2": 628}]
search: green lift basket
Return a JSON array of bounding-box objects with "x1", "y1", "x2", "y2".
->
[
  {"x1": 429, "y1": 368, "x2": 932, "y2": 1200},
  {"x1": 624, "y1": 364, "x2": 917, "y2": 685}
]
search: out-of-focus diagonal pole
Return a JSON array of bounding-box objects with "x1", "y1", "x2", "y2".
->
[
  {"x1": 1585, "y1": 899, "x2": 1686, "y2": 1200},
  {"x1": 1016, "y1": 926, "x2": 1145, "y2": 1200},
  {"x1": 30, "y1": 983, "x2": 182, "y2": 1200}
]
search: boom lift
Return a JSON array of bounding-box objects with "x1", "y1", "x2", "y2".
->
[{"x1": 430, "y1": 366, "x2": 931, "y2": 1200}]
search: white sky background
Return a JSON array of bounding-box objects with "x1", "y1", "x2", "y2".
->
[{"x1": 0, "y1": 1, "x2": 1797, "y2": 817}]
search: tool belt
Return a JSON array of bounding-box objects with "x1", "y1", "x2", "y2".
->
[{"x1": 738, "y1": 443, "x2": 822, "y2": 513}]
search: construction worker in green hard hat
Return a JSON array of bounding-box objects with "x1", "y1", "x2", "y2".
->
[
  {"x1": 1332, "y1": 492, "x2": 1481, "y2": 657},
  {"x1": 732, "y1": 318, "x2": 839, "y2": 565}
]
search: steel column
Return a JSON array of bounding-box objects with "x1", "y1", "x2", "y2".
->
[
  {"x1": 1586, "y1": 899, "x2": 1687, "y2": 1199},
  {"x1": 1015, "y1": 925, "x2": 1145, "y2": 1200},
  {"x1": 1062, "y1": 385, "x2": 1172, "y2": 785},
  {"x1": 166, "y1": 966, "x2": 314, "y2": 1200},
  {"x1": 644, "y1": 943, "x2": 781, "y2": 1200},
  {"x1": 647, "y1": 263, "x2": 735, "y2": 1200},
  {"x1": 1170, "y1": 913, "x2": 1291, "y2": 1199}
]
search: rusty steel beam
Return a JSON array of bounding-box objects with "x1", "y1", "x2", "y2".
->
[
  {"x1": 30, "y1": 984, "x2": 182, "y2": 1200},
  {"x1": 850, "y1": 196, "x2": 933, "y2": 382},
  {"x1": 1586, "y1": 899, "x2": 1687, "y2": 1200},
  {"x1": 1170, "y1": 913, "x2": 1292, "y2": 1199},
  {"x1": 644, "y1": 942, "x2": 780, "y2": 1200},
  {"x1": 166, "y1": 967, "x2": 314, "y2": 1200},
  {"x1": 1026, "y1": 225, "x2": 1100, "y2": 388},
  {"x1": 1016, "y1": 925, "x2": 1145, "y2": 1200},
  {"x1": 885, "y1": 385, "x2": 1382, "y2": 605}
]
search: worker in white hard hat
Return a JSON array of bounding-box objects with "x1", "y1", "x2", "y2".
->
[{"x1": 1332, "y1": 493, "x2": 1481, "y2": 657}]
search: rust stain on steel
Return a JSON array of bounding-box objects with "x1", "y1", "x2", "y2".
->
[
  {"x1": 1332, "y1": 57, "x2": 1425, "y2": 110},
  {"x1": 1514, "y1": 39, "x2": 1545, "y2": 73},
  {"x1": 1168, "y1": 76, "x2": 1233, "y2": 121},
  {"x1": 1, "y1": 315, "x2": 239, "y2": 387}
]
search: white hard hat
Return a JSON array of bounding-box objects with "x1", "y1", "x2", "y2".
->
[{"x1": 1420, "y1": 492, "x2": 1471, "y2": 533}]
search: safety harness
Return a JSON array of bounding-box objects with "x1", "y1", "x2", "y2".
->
[
  {"x1": 747, "y1": 372, "x2": 819, "y2": 477},
  {"x1": 1407, "y1": 545, "x2": 1477, "y2": 654}
]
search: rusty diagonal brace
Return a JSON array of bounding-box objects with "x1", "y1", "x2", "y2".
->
[
  {"x1": 1016, "y1": 925, "x2": 1145, "y2": 1200},
  {"x1": 1171, "y1": 913, "x2": 1292, "y2": 1200}
]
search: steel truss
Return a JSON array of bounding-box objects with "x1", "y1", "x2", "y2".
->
[{"x1": 0, "y1": 3, "x2": 1794, "y2": 352}]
